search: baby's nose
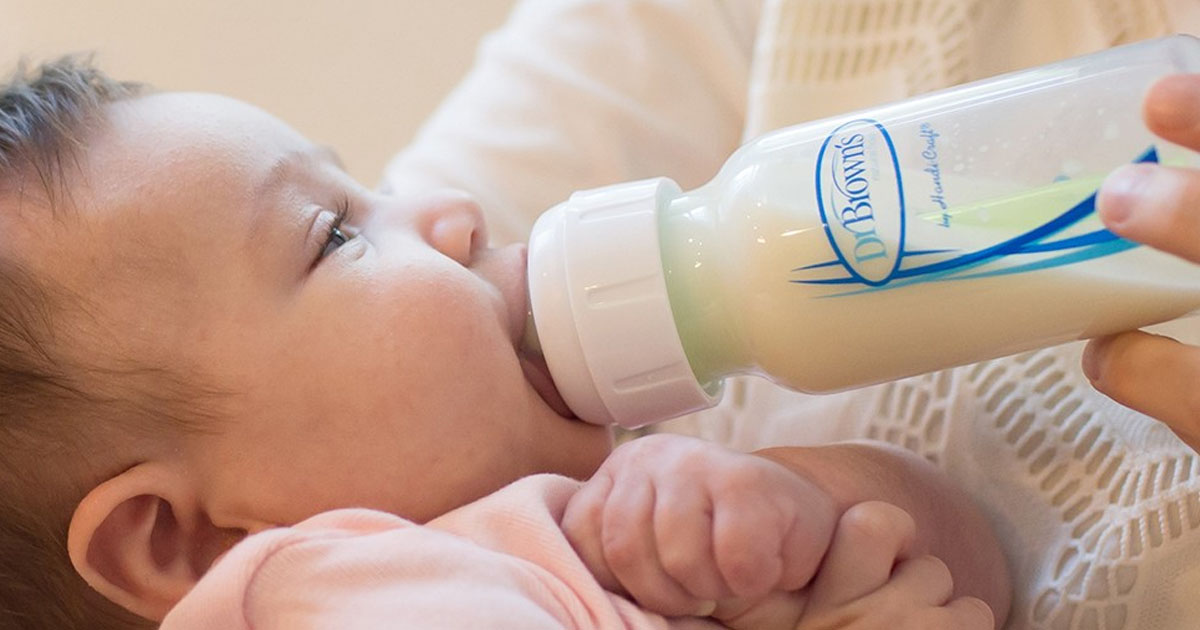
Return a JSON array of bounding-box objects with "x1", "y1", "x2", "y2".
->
[
  {"x1": 388, "y1": 189, "x2": 488, "y2": 266},
  {"x1": 426, "y1": 190, "x2": 487, "y2": 265}
]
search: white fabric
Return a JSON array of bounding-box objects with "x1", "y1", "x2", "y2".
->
[
  {"x1": 383, "y1": 0, "x2": 760, "y2": 246},
  {"x1": 382, "y1": 1, "x2": 1200, "y2": 628}
]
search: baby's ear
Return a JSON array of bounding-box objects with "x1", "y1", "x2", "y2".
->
[{"x1": 67, "y1": 462, "x2": 238, "y2": 621}]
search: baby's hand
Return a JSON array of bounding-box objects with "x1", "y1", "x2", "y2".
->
[
  {"x1": 795, "y1": 501, "x2": 995, "y2": 630},
  {"x1": 1086, "y1": 73, "x2": 1200, "y2": 451},
  {"x1": 561, "y1": 434, "x2": 836, "y2": 619}
]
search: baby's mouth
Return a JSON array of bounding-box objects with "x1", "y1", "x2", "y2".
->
[
  {"x1": 519, "y1": 349, "x2": 577, "y2": 420},
  {"x1": 510, "y1": 245, "x2": 576, "y2": 420}
]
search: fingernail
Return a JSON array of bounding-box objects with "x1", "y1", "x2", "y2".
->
[
  {"x1": 1082, "y1": 337, "x2": 1110, "y2": 382},
  {"x1": 693, "y1": 600, "x2": 717, "y2": 617},
  {"x1": 1098, "y1": 164, "x2": 1155, "y2": 226}
]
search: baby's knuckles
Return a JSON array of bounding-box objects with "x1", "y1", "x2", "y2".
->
[
  {"x1": 594, "y1": 436, "x2": 839, "y2": 601},
  {"x1": 714, "y1": 462, "x2": 833, "y2": 598},
  {"x1": 561, "y1": 474, "x2": 609, "y2": 552},
  {"x1": 597, "y1": 504, "x2": 650, "y2": 578},
  {"x1": 715, "y1": 534, "x2": 782, "y2": 598},
  {"x1": 657, "y1": 534, "x2": 719, "y2": 591},
  {"x1": 712, "y1": 472, "x2": 793, "y2": 584},
  {"x1": 612, "y1": 433, "x2": 732, "y2": 476}
]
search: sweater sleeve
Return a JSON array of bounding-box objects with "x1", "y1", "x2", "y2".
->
[
  {"x1": 380, "y1": 0, "x2": 761, "y2": 245},
  {"x1": 160, "y1": 509, "x2": 579, "y2": 630},
  {"x1": 240, "y1": 510, "x2": 579, "y2": 630},
  {"x1": 161, "y1": 477, "x2": 714, "y2": 630}
]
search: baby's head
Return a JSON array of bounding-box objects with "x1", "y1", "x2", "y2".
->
[{"x1": 0, "y1": 57, "x2": 611, "y2": 628}]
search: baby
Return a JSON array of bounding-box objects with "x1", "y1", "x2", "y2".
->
[{"x1": 0, "y1": 58, "x2": 1007, "y2": 629}]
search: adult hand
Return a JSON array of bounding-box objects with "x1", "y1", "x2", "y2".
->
[{"x1": 1085, "y1": 73, "x2": 1200, "y2": 450}]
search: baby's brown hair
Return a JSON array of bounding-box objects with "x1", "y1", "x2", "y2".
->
[{"x1": 0, "y1": 57, "x2": 157, "y2": 630}]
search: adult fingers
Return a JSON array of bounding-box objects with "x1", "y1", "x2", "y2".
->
[
  {"x1": 1144, "y1": 74, "x2": 1200, "y2": 151},
  {"x1": 1097, "y1": 74, "x2": 1200, "y2": 261},
  {"x1": 804, "y1": 502, "x2": 917, "y2": 613},
  {"x1": 1083, "y1": 331, "x2": 1200, "y2": 450},
  {"x1": 1097, "y1": 163, "x2": 1200, "y2": 264}
]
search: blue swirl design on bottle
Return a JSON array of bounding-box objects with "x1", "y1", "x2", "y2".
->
[{"x1": 794, "y1": 146, "x2": 1158, "y2": 297}]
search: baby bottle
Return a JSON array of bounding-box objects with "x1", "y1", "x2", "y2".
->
[{"x1": 525, "y1": 35, "x2": 1200, "y2": 429}]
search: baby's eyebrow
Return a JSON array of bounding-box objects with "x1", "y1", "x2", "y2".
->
[
  {"x1": 248, "y1": 146, "x2": 342, "y2": 256},
  {"x1": 255, "y1": 147, "x2": 337, "y2": 198}
]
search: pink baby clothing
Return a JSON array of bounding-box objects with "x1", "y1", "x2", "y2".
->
[{"x1": 161, "y1": 474, "x2": 723, "y2": 630}]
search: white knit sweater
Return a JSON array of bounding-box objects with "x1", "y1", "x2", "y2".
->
[{"x1": 383, "y1": 1, "x2": 1200, "y2": 628}]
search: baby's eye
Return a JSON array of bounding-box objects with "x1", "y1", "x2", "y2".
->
[
  {"x1": 317, "y1": 199, "x2": 353, "y2": 261},
  {"x1": 320, "y1": 224, "x2": 350, "y2": 259}
]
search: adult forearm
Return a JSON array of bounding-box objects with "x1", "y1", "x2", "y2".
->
[{"x1": 755, "y1": 441, "x2": 1011, "y2": 628}]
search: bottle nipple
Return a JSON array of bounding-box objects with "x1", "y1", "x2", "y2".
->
[{"x1": 520, "y1": 309, "x2": 543, "y2": 357}]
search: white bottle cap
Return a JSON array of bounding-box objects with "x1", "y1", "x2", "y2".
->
[{"x1": 526, "y1": 178, "x2": 717, "y2": 429}]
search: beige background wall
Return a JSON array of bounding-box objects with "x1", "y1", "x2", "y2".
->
[{"x1": 0, "y1": 0, "x2": 518, "y2": 184}]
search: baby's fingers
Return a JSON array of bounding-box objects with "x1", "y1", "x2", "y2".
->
[
  {"x1": 799, "y1": 556, "x2": 989, "y2": 630},
  {"x1": 654, "y1": 479, "x2": 728, "y2": 602},
  {"x1": 562, "y1": 471, "x2": 621, "y2": 592},
  {"x1": 883, "y1": 555, "x2": 954, "y2": 607},
  {"x1": 600, "y1": 475, "x2": 707, "y2": 616},
  {"x1": 1083, "y1": 331, "x2": 1200, "y2": 449},
  {"x1": 932, "y1": 596, "x2": 996, "y2": 630}
]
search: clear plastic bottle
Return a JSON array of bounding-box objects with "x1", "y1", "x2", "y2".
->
[{"x1": 525, "y1": 35, "x2": 1200, "y2": 429}]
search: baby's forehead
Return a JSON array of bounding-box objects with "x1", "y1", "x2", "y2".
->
[
  {"x1": 0, "y1": 92, "x2": 333, "y2": 374},
  {"x1": 8, "y1": 93, "x2": 315, "y2": 299},
  {"x1": 86, "y1": 93, "x2": 314, "y2": 205}
]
